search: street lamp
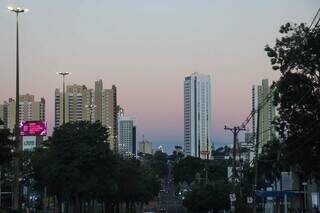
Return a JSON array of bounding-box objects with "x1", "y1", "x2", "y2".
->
[
  {"x1": 85, "y1": 104, "x2": 96, "y2": 123},
  {"x1": 57, "y1": 72, "x2": 70, "y2": 125},
  {"x1": 8, "y1": 6, "x2": 28, "y2": 210},
  {"x1": 302, "y1": 182, "x2": 308, "y2": 212}
]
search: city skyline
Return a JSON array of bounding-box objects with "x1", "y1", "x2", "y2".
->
[{"x1": 0, "y1": 0, "x2": 317, "y2": 151}]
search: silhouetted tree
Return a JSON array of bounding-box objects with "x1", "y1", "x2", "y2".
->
[
  {"x1": 183, "y1": 181, "x2": 232, "y2": 212},
  {"x1": 32, "y1": 121, "x2": 161, "y2": 213},
  {"x1": 150, "y1": 151, "x2": 168, "y2": 178},
  {"x1": 32, "y1": 121, "x2": 115, "y2": 213},
  {"x1": 265, "y1": 22, "x2": 320, "y2": 179},
  {"x1": 0, "y1": 119, "x2": 13, "y2": 166}
]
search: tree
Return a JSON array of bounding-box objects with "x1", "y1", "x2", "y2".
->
[
  {"x1": 115, "y1": 158, "x2": 160, "y2": 213},
  {"x1": 183, "y1": 181, "x2": 232, "y2": 212},
  {"x1": 265, "y1": 23, "x2": 320, "y2": 179},
  {"x1": 170, "y1": 147, "x2": 184, "y2": 162},
  {"x1": 173, "y1": 156, "x2": 203, "y2": 184},
  {"x1": 150, "y1": 151, "x2": 168, "y2": 178},
  {"x1": 0, "y1": 119, "x2": 13, "y2": 166},
  {"x1": 259, "y1": 139, "x2": 288, "y2": 184},
  {"x1": 32, "y1": 121, "x2": 117, "y2": 212},
  {"x1": 32, "y1": 121, "x2": 161, "y2": 213},
  {"x1": 173, "y1": 156, "x2": 228, "y2": 184}
]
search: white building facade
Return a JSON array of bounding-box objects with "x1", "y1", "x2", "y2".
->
[
  {"x1": 118, "y1": 116, "x2": 136, "y2": 156},
  {"x1": 0, "y1": 94, "x2": 45, "y2": 131},
  {"x1": 184, "y1": 73, "x2": 212, "y2": 159},
  {"x1": 252, "y1": 79, "x2": 277, "y2": 150}
]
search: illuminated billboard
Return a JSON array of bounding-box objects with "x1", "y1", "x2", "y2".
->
[{"x1": 20, "y1": 121, "x2": 47, "y2": 136}]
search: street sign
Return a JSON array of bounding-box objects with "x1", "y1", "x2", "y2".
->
[
  {"x1": 22, "y1": 136, "x2": 36, "y2": 151},
  {"x1": 229, "y1": 193, "x2": 236, "y2": 202}
]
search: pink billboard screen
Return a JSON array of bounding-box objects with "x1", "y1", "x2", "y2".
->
[{"x1": 19, "y1": 121, "x2": 47, "y2": 136}]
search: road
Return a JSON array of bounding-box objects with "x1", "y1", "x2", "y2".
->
[{"x1": 158, "y1": 165, "x2": 185, "y2": 213}]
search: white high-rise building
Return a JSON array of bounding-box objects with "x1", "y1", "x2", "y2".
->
[
  {"x1": 0, "y1": 94, "x2": 45, "y2": 131},
  {"x1": 54, "y1": 81, "x2": 118, "y2": 151},
  {"x1": 118, "y1": 116, "x2": 136, "y2": 156},
  {"x1": 252, "y1": 79, "x2": 276, "y2": 149},
  {"x1": 55, "y1": 84, "x2": 93, "y2": 127},
  {"x1": 184, "y1": 73, "x2": 212, "y2": 159}
]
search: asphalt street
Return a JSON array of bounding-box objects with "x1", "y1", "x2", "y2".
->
[{"x1": 158, "y1": 166, "x2": 185, "y2": 213}]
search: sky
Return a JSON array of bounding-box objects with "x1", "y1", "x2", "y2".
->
[{"x1": 0, "y1": 0, "x2": 318, "y2": 152}]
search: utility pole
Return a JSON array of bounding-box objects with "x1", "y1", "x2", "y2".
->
[
  {"x1": 85, "y1": 104, "x2": 96, "y2": 123},
  {"x1": 85, "y1": 96, "x2": 96, "y2": 123},
  {"x1": 224, "y1": 125, "x2": 246, "y2": 182},
  {"x1": 252, "y1": 108, "x2": 260, "y2": 213}
]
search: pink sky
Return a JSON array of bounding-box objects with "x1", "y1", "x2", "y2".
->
[{"x1": 0, "y1": 0, "x2": 317, "y2": 149}]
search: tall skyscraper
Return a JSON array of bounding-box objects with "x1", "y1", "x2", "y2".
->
[
  {"x1": 54, "y1": 80, "x2": 118, "y2": 151},
  {"x1": 101, "y1": 85, "x2": 118, "y2": 151},
  {"x1": 184, "y1": 72, "x2": 212, "y2": 159},
  {"x1": 118, "y1": 116, "x2": 136, "y2": 156},
  {"x1": 55, "y1": 84, "x2": 92, "y2": 126},
  {"x1": 0, "y1": 94, "x2": 45, "y2": 131},
  {"x1": 252, "y1": 79, "x2": 276, "y2": 149}
]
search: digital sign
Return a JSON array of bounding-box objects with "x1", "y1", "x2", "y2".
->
[
  {"x1": 22, "y1": 136, "x2": 37, "y2": 151},
  {"x1": 20, "y1": 121, "x2": 47, "y2": 136}
]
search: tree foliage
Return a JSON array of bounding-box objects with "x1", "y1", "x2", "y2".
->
[
  {"x1": 173, "y1": 156, "x2": 228, "y2": 184},
  {"x1": 0, "y1": 122, "x2": 13, "y2": 166},
  {"x1": 32, "y1": 121, "x2": 160, "y2": 212},
  {"x1": 183, "y1": 181, "x2": 232, "y2": 213},
  {"x1": 265, "y1": 23, "x2": 320, "y2": 179},
  {"x1": 259, "y1": 139, "x2": 288, "y2": 183},
  {"x1": 149, "y1": 151, "x2": 168, "y2": 178},
  {"x1": 173, "y1": 156, "x2": 203, "y2": 184}
]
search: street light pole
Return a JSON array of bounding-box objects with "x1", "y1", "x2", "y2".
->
[
  {"x1": 8, "y1": 6, "x2": 28, "y2": 210},
  {"x1": 302, "y1": 182, "x2": 308, "y2": 212},
  {"x1": 57, "y1": 72, "x2": 70, "y2": 125},
  {"x1": 85, "y1": 104, "x2": 96, "y2": 123}
]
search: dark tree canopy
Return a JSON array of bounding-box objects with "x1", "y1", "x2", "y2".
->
[
  {"x1": 265, "y1": 23, "x2": 320, "y2": 179},
  {"x1": 183, "y1": 181, "x2": 232, "y2": 213},
  {"x1": 33, "y1": 121, "x2": 116, "y2": 212},
  {"x1": 0, "y1": 120, "x2": 13, "y2": 166},
  {"x1": 173, "y1": 156, "x2": 228, "y2": 184},
  {"x1": 259, "y1": 139, "x2": 287, "y2": 183},
  {"x1": 32, "y1": 121, "x2": 160, "y2": 212},
  {"x1": 150, "y1": 151, "x2": 168, "y2": 178}
]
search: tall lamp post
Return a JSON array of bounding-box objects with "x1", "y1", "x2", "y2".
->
[
  {"x1": 57, "y1": 72, "x2": 70, "y2": 125},
  {"x1": 7, "y1": 6, "x2": 28, "y2": 210},
  {"x1": 302, "y1": 182, "x2": 308, "y2": 212},
  {"x1": 85, "y1": 104, "x2": 96, "y2": 123}
]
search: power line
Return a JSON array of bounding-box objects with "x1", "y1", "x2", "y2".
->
[
  {"x1": 309, "y1": 7, "x2": 320, "y2": 28},
  {"x1": 256, "y1": 88, "x2": 314, "y2": 138},
  {"x1": 314, "y1": 15, "x2": 320, "y2": 28}
]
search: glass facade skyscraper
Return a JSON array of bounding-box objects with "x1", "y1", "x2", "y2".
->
[{"x1": 184, "y1": 73, "x2": 212, "y2": 159}]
